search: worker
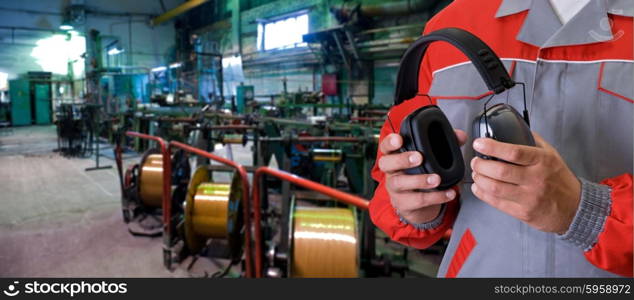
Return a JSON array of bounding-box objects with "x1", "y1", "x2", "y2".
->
[{"x1": 371, "y1": 0, "x2": 632, "y2": 277}]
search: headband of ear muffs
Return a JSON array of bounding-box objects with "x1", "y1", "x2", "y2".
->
[{"x1": 393, "y1": 27, "x2": 515, "y2": 190}]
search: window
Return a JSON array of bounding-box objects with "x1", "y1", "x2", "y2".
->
[
  {"x1": 30, "y1": 32, "x2": 85, "y2": 77},
  {"x1": 0, "y1": 72, "x2": 8, "y2": 91},
  {"x1": 257, "y1": 13, "x2": 308, "y2": 51}
]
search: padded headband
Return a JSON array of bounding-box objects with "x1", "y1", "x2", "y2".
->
[{"x1": 394, "y1": 27, "x2": 515, "y2": 105}]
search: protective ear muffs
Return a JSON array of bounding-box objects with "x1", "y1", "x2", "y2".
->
[
  {"x1": 472, "y1": 102, "x2": 535, "y2": 162},
  {"x1": 392, "y1": 27, "x2": 527, "y2": 190},
  {"x1": 399, "y1": 105, "x2": 464, "y2": 190}
]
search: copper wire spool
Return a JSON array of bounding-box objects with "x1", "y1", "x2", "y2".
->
[
  {"x1": 138, "y1": 153, "x2": 164, "y2": 208},
  {"x1": 184, "y1": 166, "x2": 243, "y2": 257},
  {"x1": 290, "y1": 207, "x2": 359, "y2": 278},
  {"x1": 222, "y1": 134, "x2": 246, "y2": 145},
  {"x1": 311, "y1": 149, "x2": 343, "y2": 163}
]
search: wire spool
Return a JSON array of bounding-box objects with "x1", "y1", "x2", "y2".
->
[
  {"x1": 222, "y1": 134, "x2": 246, "y2": 145},
  {"x1": 310, "y1": 149, "x2": 344, "y2": 163},
  {"x1": 290, "y1": 206, "x2": 359, "y2": 278},
  {"x1": 184, "y1": 166, "x2": 243, "y2": 259},
  {"x1": 138, "y1": 152, "x2": 164, "y2": 208}
]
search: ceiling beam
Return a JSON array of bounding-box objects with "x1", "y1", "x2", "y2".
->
[{"x1": 150, "y1": 0, "x2": 209, "y2": 26}]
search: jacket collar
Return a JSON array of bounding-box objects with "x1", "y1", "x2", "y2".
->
[{"x1": 495, "y1": 0, "x2": 632, "y2": 48}]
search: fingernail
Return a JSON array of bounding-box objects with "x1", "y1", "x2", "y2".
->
[
  {"x1": 409, "y1": 153, "x2": 421, "y2": 165},
  {"x1": 446, "y1": 189, "x2": 456, "y2": 199},
  {"x1": 427, "y1": 174, "x2": 440, "y2": 185},
  {"x1": 473, "y1": 139, "x2": 484, "y2": 151},
  {"x1": 390, "y1": 136, "x2": 399, "y2": 147},
  {"x1": 470, "y1": 158, "x2": 476, "y2": 169},
  {"x1": 471, "y1": 184, "x2": 478, "y2": 194}
]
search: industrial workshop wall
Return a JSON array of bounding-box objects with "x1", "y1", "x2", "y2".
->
[
  {"x1": 0, "y1": 0, "x2": 179, "y2": 80},
  {"x1": 181, "y1": 0, "x2": 452, "y2": 106}
]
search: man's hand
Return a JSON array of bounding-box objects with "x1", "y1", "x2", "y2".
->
[
  {"x1": 379, "y1": 130, "x2": 467, "y2": 224},
  {"x1": 470, "y1": 132, "x2": 581, "y2": 234}
]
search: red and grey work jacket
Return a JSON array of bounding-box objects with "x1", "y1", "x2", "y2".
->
[{"x1": 370, "y1": 0, "x2": 633, "y2": 277}]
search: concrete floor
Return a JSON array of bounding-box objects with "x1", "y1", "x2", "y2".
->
[{"x1": 0, "y1": 126, "x2": 244, "y2": 277}]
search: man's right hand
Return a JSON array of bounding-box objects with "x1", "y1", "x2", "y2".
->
[{"x1": 378, "y1": 130, "x2": 467, "y2": 224}]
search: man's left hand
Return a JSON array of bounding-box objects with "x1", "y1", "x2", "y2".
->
[{"x1": 470, "y1": 132, "x2": 581, "y2": 234}]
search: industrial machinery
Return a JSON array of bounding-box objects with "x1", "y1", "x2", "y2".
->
[
  {"x1": 115, "y1": 132, "x2": 191, "y2": 237},
  {"x1": 167, "y1": 141, "x2": 252, "y2": 276},
  {"x1": 252, "y1": 167, "x2": 410, "y2": 278},
  {"x1": 55, "y1": 103, "x2": 108, "y2": 158},
  {"x1": 182, "y1": 167, "x2": 244, "y2": 265},
  {"x1": 55, "y1": 104, "x2": 89, "y2": 156}
]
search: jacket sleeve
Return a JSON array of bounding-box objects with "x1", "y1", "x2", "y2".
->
[
  {"x1": 368, "y1": 20, "x2": 460, "y2": 249},
  {"x1": 558, "y1": 173, "x2": 633, "y2": 277}
]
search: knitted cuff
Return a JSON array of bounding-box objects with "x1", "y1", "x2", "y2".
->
[
  {"x1": 558, "y1": 178, "x2": 612, "y2": 251},
  {"x1": 398, "y1": 204, "x2": 447, "y2": 230}
]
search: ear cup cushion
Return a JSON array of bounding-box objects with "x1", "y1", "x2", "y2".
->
[{"x1": 399, "y1": 106, "x2": 465, "y2": 190}]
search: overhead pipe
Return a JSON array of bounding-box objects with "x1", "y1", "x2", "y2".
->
[
  {"x1": 151, "y1": 0, "x2": 209, "y2": 26},
  {"x1": 360, "y1": 0, "x2": 437, "y2": 17},
  {"x1": 251, "y1": 166, "x2": 370, "y2": 277},
  {"x1": 331, "y1": 0, "x2": 438, "y2": 23}
]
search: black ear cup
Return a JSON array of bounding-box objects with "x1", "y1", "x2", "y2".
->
[
  {"x1": 399, "y1": 106, "x2": 465, "y2": 190},
  {"x1": 472, "y1": 103, "x2": 535, "y2": 161}
]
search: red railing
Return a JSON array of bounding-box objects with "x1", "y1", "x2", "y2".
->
[
  {"x1": 251, "y1": 166, "x2": 369, "y2": 278},
  {"x1": 169, "y1": 141, "x2": 254, "y2": 278},
  {"x1": 125, "y1": 132, "x2": 173, "y2": 235}
]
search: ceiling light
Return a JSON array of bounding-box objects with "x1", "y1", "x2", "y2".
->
[
  {"x1": 59, "y1": 22, "x2": 74, "y2": 31},
  {"x1": 107, "y1": 48, "x2": 124, "y2": 56}
]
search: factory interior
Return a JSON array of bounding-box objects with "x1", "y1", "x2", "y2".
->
[{"x1": 0, "y1": 0, "x2": 454, "y2": 278}]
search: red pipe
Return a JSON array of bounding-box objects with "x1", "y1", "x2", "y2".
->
[
  {"x1": 296, "y1": 136, "x2": 361, "y2": 142},
  {"x1": 252, "y1": 166, "x2": 369, "y2": 277},
  {"x1": 261, "y1": 136, "x2": 363, "y2": 143},
  {"x1": 169, "y1": 141, "x2": 254, "y2": 278},
  {"x1": 125, "y1": 132, "x2": 172, "y2": 238}
]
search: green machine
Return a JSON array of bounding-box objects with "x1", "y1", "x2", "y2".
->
[
  {"x1": 235, "y1": 85, "x2": 253, "y2": 114},
  {"x1": 33, "y1": 83, "x2": 51, "y2": 124},
  {"x1": 8, "y1": 74, "x2": 53, "y2": 126},
  {"x1": 9, "y1": 79, "x2": 31, "y2": 126}
]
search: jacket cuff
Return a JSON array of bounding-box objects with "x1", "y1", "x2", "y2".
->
[
  {"x1": 398, "y1": 204, "x2": 447, "y2": 230},
  {"x1": 558, "y1": 178, "x2": 612, "y2": 251}
]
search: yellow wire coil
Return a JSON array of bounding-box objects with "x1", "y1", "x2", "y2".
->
[
  {"x1": 313, "y1": 155, "x2": 343, "y2": 162},
  {"x1": 191, "y1": 183, "x2": 231, "y2": 238},
  {"x1": 222, "y1": 134, "x2": 245, "y2": 144},
  {"x1": 138, "y1": 154, "x2": 164, "y2": 208},
  {"x1": 184, "y1": 166, "x2": 243, "y2": 256},
  {"x1": 291, "y1": 207, "x2": 359, "y2": 278}
]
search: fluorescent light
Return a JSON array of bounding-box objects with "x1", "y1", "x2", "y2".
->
[
  {"x1": 107, "y1": 48, "x2": 124, "y2": 56},
  {"x1": 59, "y1": 24, "x2": 74, "y2": 31},
  {"x1": 169, "y1": 62, "x2": 182, "y2": 69},
  {"x1": 151, "y1": 66, "x2": 167, "y2": 72}
]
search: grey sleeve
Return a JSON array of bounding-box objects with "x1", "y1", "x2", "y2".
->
[
  {"x1": 557, "y1": 177, "x2": 612, "y2": 251},
  {"x1": 398, "y1": 203, "x2": 447, "y2": 230}
]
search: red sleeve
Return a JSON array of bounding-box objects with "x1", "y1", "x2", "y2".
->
[
  {"x1": 368, "y1": 18, "x2": 459, "y2": 250},
  {"x1": 584, "y1": 173, "x2": 633, "y2": 277}
]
